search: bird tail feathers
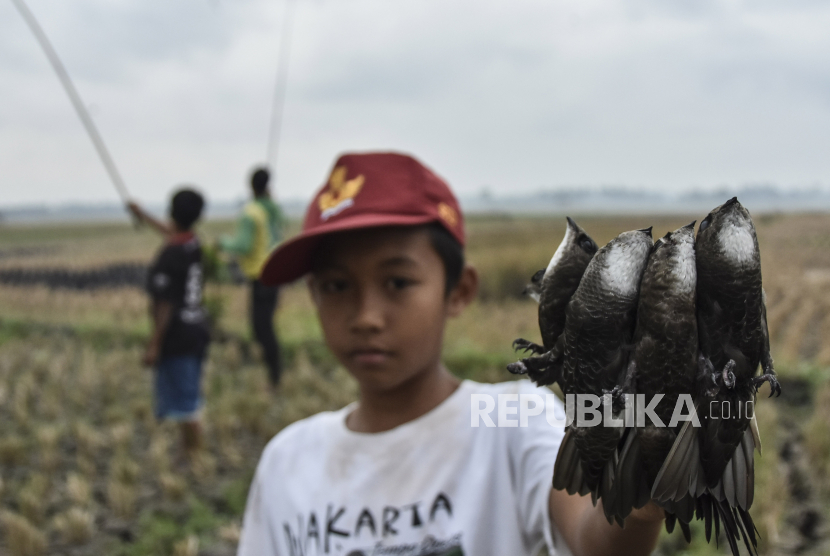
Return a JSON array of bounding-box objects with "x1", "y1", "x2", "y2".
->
[
  {"x1": 696, "y1": 494, "x2": 758, "y2": 556},
  {"x1": 651, "y1": 413, "x2": 705, "y2": 502},
  {"x1": 606, "y1": 429, "x2": 650, "y2": 525},
  {"x1": 709, "y1": 424, "x2": 756, "y2": 510},
  {"x1": 552, "y1": 428, "x2": 591, "y2": 497}
]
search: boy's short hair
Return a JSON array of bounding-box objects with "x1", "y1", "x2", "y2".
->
[
  {"x1": 170, "y1": 188, "x2": 204, "y2": 230},
  {"x1": 261, "y1": 152, "x2": 465, "y2": 286},
  {"x1": 426, "y1": 223, "x2": 464, "y2": 295},
  {"x1": 251, "y1": 167, "x2": 270, "y2": 196}
]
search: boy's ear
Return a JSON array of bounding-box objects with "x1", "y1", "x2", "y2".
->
[{"x1": 447, "y1": 264, "x2": 478, "y2": 317}]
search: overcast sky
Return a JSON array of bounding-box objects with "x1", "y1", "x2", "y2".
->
[{"x1": 2, "y1": 0, "x2": 830, "y2": 207}]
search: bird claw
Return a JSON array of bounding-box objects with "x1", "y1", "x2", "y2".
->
[
  {"x1": 507, "y1": 361, "x2": 528, "y2": 375},
  {"x1": 722, "y1": 365, "x2": 736, "y2": 389},
  {"x1": 512, "y1": 338, "x2": 544, "y2": 355},
  {"x1": 603, "y1": 385, "x2": 627, "y2": 413},
  {"x1": 706, "y1": 360, "x2": 737, "y2": 395},
  {"x1": 716, "y1": 360, "x2": 736, "y2": 389},
  {"x1": 753, "y1": 373, "x2": 782, "y2": 397}
]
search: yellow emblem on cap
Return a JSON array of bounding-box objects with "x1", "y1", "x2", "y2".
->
[
  {"x1": 319, "y1": 166, "x2": 365, "y2": 220},
  {"x1": 438, "y1": 202, "x2": 458, "y2": 228}
]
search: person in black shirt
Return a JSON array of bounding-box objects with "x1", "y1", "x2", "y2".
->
[{"x1": 128, "y1": 189, "x2": 210, "y2": 460}]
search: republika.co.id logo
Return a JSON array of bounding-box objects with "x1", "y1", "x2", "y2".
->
[{"x1": 469, "y1": 393, "x2": 755, "y2": 428}]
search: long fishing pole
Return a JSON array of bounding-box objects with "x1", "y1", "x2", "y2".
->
[
  {"x1": 10, "y1": 0, "x2": 131, "y2": 203},
  {"x1": 265, "y1": 0, "x2": 297, "y2": 174}
]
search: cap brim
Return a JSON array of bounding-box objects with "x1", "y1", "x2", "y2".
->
[{"x1": 260, "y1": 213, "x2": 442, "y2": 286}]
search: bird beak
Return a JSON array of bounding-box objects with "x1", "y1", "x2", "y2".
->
[
  {"x1": 566, "y1": 216, "x2": 579, "y2": 231},
  {"x1": 638, "y1": 226, "x2": 653, "y2": 238},
  {"x1": 683, "y1": 221, "x2": 696, "y2": 230}
]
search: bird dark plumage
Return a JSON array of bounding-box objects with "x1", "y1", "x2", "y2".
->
[
  {"x1": 508, "y1": 217, "x2": 598, "y2": 386},
  {"x1": 608, "y1": 223, "x2": 699, "y2": 529},
  {"x1": 650, "y1": 198, "x2": 775, "y2": 556},
  {"x1": 551, "y1": 227, "x2": 652, "y2": 505},
  {"x1": 694, "y1": 198, "x2": 779, "y2": 492},
  {"x1": 538, "y1": 217, "x2": 599, "y2": 350},
  {"x1": 509, "y1": 203, "x2": 778, "y2": 554}
]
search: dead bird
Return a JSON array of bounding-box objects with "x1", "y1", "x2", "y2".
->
[
  {"x1": 508, "y1": 217, "x2": 598, "y2": 386},
  {"x1": 652, "y1": 198, "x2": 779, "y2": 554},
  {"x1": 612, "y1": 223, "x2": 758, "y2": 556},
  {"x1": 609, "y1": 223, "x2": 698, "y2": 535},
  {"x1": 537, "y1": 217, "x2": 599, "y2": 350},
  {"x1": 551, "y1": 227, "x2": 652, "y2": 505}
]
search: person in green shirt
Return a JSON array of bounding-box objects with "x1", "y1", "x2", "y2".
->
[{"x1": 219, "y1": 167, "x2": 286, "y2": 386}]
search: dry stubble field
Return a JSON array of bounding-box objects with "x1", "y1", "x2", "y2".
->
[{"x1": 0, "y1": 211, "x2": 829, "y2": 556}]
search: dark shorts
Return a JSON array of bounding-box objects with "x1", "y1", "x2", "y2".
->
[{"x1": 155, "y1": 356, "x2": 203, "y2": 421}]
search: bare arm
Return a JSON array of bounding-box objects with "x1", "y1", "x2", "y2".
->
[
  {"x1": 549, "y1": 488, "x2": 664, "y2": 556},
  {"x1": 128, "y1": 201, "x2": 174, "y2": 237},
  {"x1": 144, "y1": 300, "x2": 173, "y2": 366}
]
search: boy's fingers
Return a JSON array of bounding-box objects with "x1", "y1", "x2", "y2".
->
[{"x1": 628, "y1": 501, "x2": 666, "y2": 523}]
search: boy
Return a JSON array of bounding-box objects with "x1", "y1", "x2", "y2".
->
[
  {"x1": 237, "y1": 153, "x2": 664, "y2": 556},
  {"x1": 218, "y1": 167, "x2": 286, "y2": 386},
  {"x1": 128, "y1": 189, "x2": 210, "y2": 459}
]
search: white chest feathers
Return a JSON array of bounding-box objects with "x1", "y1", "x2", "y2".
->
[
  {"x1": 602, "y1": 243, "x2": 649, "y2": 297},
  {"x1": 545, "y1": 223, "x2": 575, "y2": 277},
  {"x1": 718, "y1": 224, "x2": 756, "y2": 266},
  {"x1": 670, "y1": 241, "x2": 697, "y2": 294}
]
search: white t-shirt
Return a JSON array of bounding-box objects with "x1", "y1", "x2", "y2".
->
[{"x1": 238, "y1": 379, "x2": 570, "y2": 556}]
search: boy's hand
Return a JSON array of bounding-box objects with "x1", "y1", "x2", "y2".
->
[
  {"x1": 142, "y1": 342, "x2": 160, "y2": 367},
  {"x1": 550, "y1": 489, "x2": 665, "y2": 556},
  {"x1": 628, "y1": 501, "x2": 666, "y2": 523}
]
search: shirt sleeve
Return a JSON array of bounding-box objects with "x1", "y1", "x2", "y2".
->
[
  {"x1": 147, "y1": 249, "x2": 176, "y2": 301},
  {"x1": 220, "y1": 214, "x2": 256, "y2": 255},
  {"x1": 510, "y1": 381, "x2": 571, "y2": 555}
]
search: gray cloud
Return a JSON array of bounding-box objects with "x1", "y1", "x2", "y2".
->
[{"x1": 2, "y1": 0, "x2": 830, "y2": 207}]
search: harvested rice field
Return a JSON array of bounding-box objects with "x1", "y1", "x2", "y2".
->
[{"x1": 1, "y1": 212, "x2": 829, "y2": 555}]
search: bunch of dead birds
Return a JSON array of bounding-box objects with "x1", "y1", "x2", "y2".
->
[{"x1": 509, "y1": 198, "x2": 781, "y2": 556}]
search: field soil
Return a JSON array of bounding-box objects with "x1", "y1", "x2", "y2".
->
[{"x1": 1, "y1": 213, "x2": 829, "y2": 555}]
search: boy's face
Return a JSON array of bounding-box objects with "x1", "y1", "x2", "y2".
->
[{"x1": 308, "y1": 226, "x2": 474, "y2": 393}]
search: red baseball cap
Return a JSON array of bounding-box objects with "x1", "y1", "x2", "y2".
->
[{"x1": 260, "y1": 152, "x2": 465, "y2": 285}]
